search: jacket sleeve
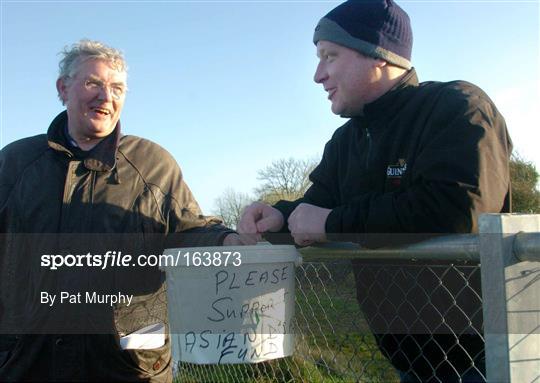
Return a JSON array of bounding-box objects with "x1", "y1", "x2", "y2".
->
[
  {"x1": 325, "y1": 84, "x2": 512, "y2": 238},
  {"x1": 0, "y1": 149, "x2": 6, "y2": 311},
  {"x1": 165, "y1": 164, "x2": 235, "y2": 248},
  {"x1": 270, "y1": 139, "x2": 341, "y2": 241},
  {"x1": 0, "y1": 148, "x2": 8, "y2": 234}
]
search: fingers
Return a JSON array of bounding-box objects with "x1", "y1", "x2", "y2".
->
[
  {"x1": 291, "y1": 234, "x2": 314, "y2": 247},
  {"x1": 237, "y1": 202, "x2": 263, "y2": 234},
  {"x1": 289, "y1": 206, "x2": 307, "y2": 246},
  {"x1": 287, "y1": 203, "x2": 303, "y2": 234},
  {"x1": 238, "y1": 202, "x2": 284, "y2": 235},
  {"x1": 259, "y1": 205, "x2": 285, "y2": 232},
  {"x1": 222, "y1": 233, "x2": 258, "y2": 246},
  {"x1": 256, "y1": 213, "x2": 284, "y2": 233},
  {"x1": 240, "y1": 233, "x2": 262, "y2": 244},
  {"x1": 288, "y1": 203, "x2": 329, "y2": 246}
]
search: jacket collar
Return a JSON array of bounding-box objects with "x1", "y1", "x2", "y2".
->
[
  {"x1": 361, "y1": 68, "x2": 419, "y2": 123},
  {"x1": 47, "y1": 110, "x2": 121, "y2": 172}
]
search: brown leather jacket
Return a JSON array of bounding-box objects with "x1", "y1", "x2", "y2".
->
[{"x1": 0, "y1": 111, "x2": 232, "y2": 381}]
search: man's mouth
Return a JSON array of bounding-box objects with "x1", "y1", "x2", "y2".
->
[
  {"x1": 326, "y1": 88, "x2": 337, "y2": 100},
  {"x1": 91, "y1": 107, "x2": 111, "y2": 116}
]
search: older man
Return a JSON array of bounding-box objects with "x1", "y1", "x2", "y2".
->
[
  {"x1": 239, "y1": 1, "x2": 512, "y2": 382},
  {"x1": 0, "y1": 39, "x2": 242, "y2": 382}
]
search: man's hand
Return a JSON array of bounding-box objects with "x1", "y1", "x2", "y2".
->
[
  {"x1": 237, "y1": 202, "x2": 285, "y2": 241},
  {"x1": 222, "y1": 233, "x2": 257, "y2": 246},
  {"x1": 288, "y1": 203, "x2": 332, "y2": 246}
]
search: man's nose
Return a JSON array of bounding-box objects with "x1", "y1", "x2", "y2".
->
[
  {"x1": 97, "y1": 85, "x2": 114, "y2": 101},
  {"x1": 314, "y1": 62, "x2": 328, "y2": 84}
]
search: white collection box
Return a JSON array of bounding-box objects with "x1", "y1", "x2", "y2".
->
[{"x1": 161, "y1": 244, "x2": 301, "y2": 364}]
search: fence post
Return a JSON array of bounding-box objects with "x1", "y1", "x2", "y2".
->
[{"x1": 479, "y1": 214, "x2": 540, "y2": 383}]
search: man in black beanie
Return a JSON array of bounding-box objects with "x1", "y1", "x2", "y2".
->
[{"x1": 239, "y1": 1, "x2": 512, "y2": 382}]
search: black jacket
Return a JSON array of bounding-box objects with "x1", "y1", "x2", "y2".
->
[
  {"x1": 273, "y1": 69, "x2": 512, "y2": 380},
  {"x1": 274, "y1": 69, "x2": 511, "y2": 237},
  {"x1": 0, "y1": 111, "x2": 233, "y2": 382}
]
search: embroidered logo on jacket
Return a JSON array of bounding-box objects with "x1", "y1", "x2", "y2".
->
[{"x1": 386, "y1": 159, "x2": 407, "y2": 187}]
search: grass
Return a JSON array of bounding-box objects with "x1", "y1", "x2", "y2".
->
[{"x1": 174, "y1": 261, "x2": 399, "y2": 382}]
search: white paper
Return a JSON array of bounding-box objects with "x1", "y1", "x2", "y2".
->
[
  {"x1": 120, "y1": 322, "x2": 165, "y2": 350},
  {"x1": 167, "y1": 264, "x2": 297, "y2": 364}
]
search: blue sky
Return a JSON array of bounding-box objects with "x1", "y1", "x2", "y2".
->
[{"x1": 1, "y1": 0, "x2": 538, "y2": 213}]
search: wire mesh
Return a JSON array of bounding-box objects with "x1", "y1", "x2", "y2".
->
[{"x1": 174, "y1": 259, "x2": 484, "y2": 383}]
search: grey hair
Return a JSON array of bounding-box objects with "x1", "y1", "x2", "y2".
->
[{"x1": 57, "y1": 39, "x2": 127, "y2": 103}]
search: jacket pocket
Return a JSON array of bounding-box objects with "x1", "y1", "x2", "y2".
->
[
  {"x1": 113, "y1": 283, "x2": 167, "y2": 337},
  {"x1": 0, "y1": 335, "x2": 19, "y2": 369},
  {"x1": 0, "y1": 351, "x2": 9, "y2": 369},
  {"x1": 124, "y1": 333, "x2": 171, "y2": 375}
]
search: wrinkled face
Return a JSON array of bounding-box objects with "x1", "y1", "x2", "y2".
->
[
  {"x1": 57, "y1": 59, "x2": 127, "y2": 143},
  {"x1": 314, "y1": 41, "x2": 380, "y2": 117}
]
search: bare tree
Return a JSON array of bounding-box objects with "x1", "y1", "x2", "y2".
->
[
  {"x1": 212, "y1": 188, "x2": 253, "y2": 229},
  {"x1": 214, "y1": 153, "x2": 539, "y2": 230},
  {"x1": 255, "y1": 157, "x2": 318, "y2": 204}
]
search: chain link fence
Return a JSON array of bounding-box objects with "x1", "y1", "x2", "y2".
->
[{"x1": 174, "y1": 255, "x2": 485, "y2": 382}]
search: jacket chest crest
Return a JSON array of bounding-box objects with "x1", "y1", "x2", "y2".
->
[{"x1": 386, "y1": 159, "x2": 408, "y2": 187}]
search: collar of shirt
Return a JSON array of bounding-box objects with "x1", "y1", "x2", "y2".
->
[{"x1": 47, "y1": 110, "x2": 121, "y2": 172}]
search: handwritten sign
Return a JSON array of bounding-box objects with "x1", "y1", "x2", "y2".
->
[{"x1": 162, "y1": 245, "x2": 300, "y2": 364}]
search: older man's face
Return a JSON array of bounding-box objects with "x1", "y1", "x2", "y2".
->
[
  {"x1": 57, "y1": 59, "x2": 127, "y2": 145},
  {"x1": 314, "y1": 41, "x2": 380, "y2": 117}
]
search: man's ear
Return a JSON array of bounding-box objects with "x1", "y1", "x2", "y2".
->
[
  {"x1": 374, "y1": 59, "x2": 387, "y2": 68},
  {"x1": 56, "y1": 78, "x2": 68, "y2": 104}
]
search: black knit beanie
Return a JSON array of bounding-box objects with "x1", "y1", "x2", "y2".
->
[{"x1": 313, "y1": 0, "x2": 413, "y2": 69}]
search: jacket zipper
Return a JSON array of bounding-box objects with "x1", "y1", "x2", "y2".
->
[{"x1": 365, "y1": 127, "x2": 372, "y2": 168}]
